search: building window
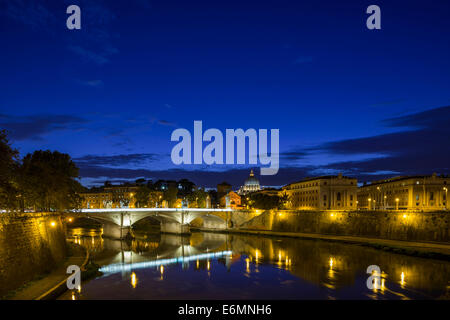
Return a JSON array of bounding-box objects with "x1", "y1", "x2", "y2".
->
[
  {"x1": 323, "y1": 195, "x2": 327, "y2": 201},
  {"x1": 350, "y1": 195, "x2": 353, "y2": 201},
  {"x1": 416, "y1": 194, "x2": 419, "y2": 201},
  {"x1": 337, "y1": 192, "x2": 341, "y2": 201},
  {"x1": 430, "y1": 192, "x2": 434, "y2": 201}
]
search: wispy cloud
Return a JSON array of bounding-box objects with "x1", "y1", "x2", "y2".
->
[
  {"x1": 0, "y1": 113, "x2": 88, "y2": 141},
  {"x1": 157, "y1": 120, "x2": 177, "y2": 127},
  {"x1": 282, "y1": 105, "x2": 450, "y2": 178},
  {"x1": 1, "y1": 0, "x2": 57, "y2": 31},
  {"x1": 74, "y1": 153, "x2": 159, "y2": 167},
  {"x1": 68, "y1": 45, "x2": 115, "y2": 65}
]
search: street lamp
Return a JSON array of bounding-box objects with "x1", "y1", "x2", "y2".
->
[
  {"x1": 384, "y1": 195, "x2": 387, "y2": 210},
  {"x1": 395, "y1": 198, "x2": 399, "y2": 210}
]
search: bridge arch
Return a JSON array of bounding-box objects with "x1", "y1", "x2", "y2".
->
[{"x1": 68, "y1": 208, "x2": 236, "y2": 239}]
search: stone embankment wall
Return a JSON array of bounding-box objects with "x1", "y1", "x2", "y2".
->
[
  {"x1": 0, "y1": 212, "x2": 67, "y2": 297},
  {"x1": 240, "y1": 210, "x2": 449, "y2": 242}
]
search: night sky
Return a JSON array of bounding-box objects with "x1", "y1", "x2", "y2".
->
[{"x1": 1, "y1": 0, "x2": 449, "y2": 188}]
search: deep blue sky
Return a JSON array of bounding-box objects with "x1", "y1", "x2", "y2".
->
[{"x1": 1, "y1": 0, "x2": 449, "y2": 188}]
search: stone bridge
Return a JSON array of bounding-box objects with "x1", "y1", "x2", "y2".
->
[{"x1": 68, "y1": 208, "x2": 257, "y2": 239}]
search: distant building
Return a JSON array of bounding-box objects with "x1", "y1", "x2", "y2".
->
[
  {"x1": 357, "y1": 173, "x2": 449, "y2": 210},
  {"x1": 219, "y1": 191, "x2": 241, "y2": 209},
  {"x1": 217, "y1": 181, "x2": 232, "y2": 202},
  {"x1": 282, "y1": 173, "x2": 357, "y2": 210},
  {"x1": 237, "y1": 170, "x2": 261, "y2": 195},
  {"x1": 80, "y1": 191, "x2": 112, "y2": 209},
  {"x1": 80, "y1": 184, "x2": 139, "y2": 209}
]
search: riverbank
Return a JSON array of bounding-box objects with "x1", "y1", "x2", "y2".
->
[
  {"x1": 193, "y1": 227, "x2": 450, "y2": 261},
  {"x1": 4, "y1": 243, "x2": 88, "y2": 300}
]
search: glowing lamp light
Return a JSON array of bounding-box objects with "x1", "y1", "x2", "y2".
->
[
  {"x1": 131, "y1": 272, "x2": 137, "y2": 288},
  {"x1": 50, "y1": 221, "x2": 56, "y2": 228},
  {"x1": 403, "y1": 214, "x2": 407, "y2": 219},
  {"x1": 68, "y1": 218, "x2": 73, "y2": 223},
  {"x1": 400, "y1": 272, "x2": 405, "y2": 286}
]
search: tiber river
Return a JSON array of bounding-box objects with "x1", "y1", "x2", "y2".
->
[{"x1": 59, "y1": 228, "x2": 450, "y2": 300}]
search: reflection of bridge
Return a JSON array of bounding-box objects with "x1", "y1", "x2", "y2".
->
[
  {"x1": 69, "y1": 208, "x2": 255, "y2": 239},
  {"x1": 100, "y1": 250, "x2": 233, "y2": 274}
]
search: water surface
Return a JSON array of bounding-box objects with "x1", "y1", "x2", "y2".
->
[{"x1": 61, "y1": 228, "x2": 450, "y2": 300}]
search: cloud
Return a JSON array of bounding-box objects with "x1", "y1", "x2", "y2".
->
[
  {"x1": 1, "y1": 0, "x2": 57, "y2": 31},
  {"x1": 157, "y1": 120, "x2": 177, "y2": 127},
  {"x1": 279, "y1": 150, "x2": 308, "y2": 161},
  {"x1": 74, "y1": 153, "x2": 159, "y2": 167},
  {"x1": 78, "y1": 79, "x2": 104, "y2": 87},
  {"x1": 0, "y1": 113, "x2": 88, "y2": 141},
  {"x1": 77, "y1": 165, "x2": 312, "y2": 188},
  {"x1": 2, "y1": 0, "x2": 120, "y2": 65},
  {"x1": 291, "y1": 106, "x2": 450, "y2": 178},
  {"x1": 68, "y1": 45, "x2": 113, "y2": 65},
  {"x1": 382, "y1": 105, "x2": 450, "y2": 129}
]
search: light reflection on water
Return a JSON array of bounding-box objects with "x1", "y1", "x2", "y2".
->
[{"x1": 62, "y1": 228, "x2": 450, "y2": 300}]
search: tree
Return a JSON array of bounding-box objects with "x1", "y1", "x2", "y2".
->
[
  {"x1": 279, "y1": 192, "x2": 290, "y2": 209},
  {"x1": 18, "y1": 150, "x2": 83, "y2": 211},
  {"x1": 249, "y1": 193, "x2": 280, "y2": 210},
  {"x1": 135, "y1": 185, "x2": 150, "y2": 208},
  {"x1": 187, "y1": 188, "x2": 208, "y2": 208},
  {"x1": 0, "y1": 130, "x2": 19, "y2": 209},
  {"x1": 135, "y1": 178, "x2": 146, "y2": 186},
  {"x1": 148, "y1": 190, "x2": 163, "y2": 207},
  {"x1": 163, "y1": 185, "x2": 178, "y2": 208}
]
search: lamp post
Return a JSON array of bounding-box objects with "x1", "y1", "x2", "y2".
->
[
  {"x1": 384, "y1": 195, "x2": 387, "y2": 210},
  {"x1": 368, "y1": 197, "x2": 372, "y2": 210},
  {"x1": 395, "y1": 198, "x2": 399, "y2": 210}
]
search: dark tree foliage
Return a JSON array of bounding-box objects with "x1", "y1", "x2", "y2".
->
[
  {"x1": 249, "y1": 193, "x2": 281, "y2": 210},
  {"x1": 135, "y1": 185, "x2": 151, "y2": 208},
  {"x1": 163, "y1": 185, "x2": 178, "y2": 208},
  {"x1": 18, "y1": 150, "x2": 84, "y2": 211},
  {"x1": 0, "y1": 130, "x2": 19, "y2": 208},
  {"x1": 186, "y1": 188, "x2": 208, "y2": 208}
]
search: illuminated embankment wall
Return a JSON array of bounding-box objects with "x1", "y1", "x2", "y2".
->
[
  {"x1": 0, "y1": 212, "x2": 67, "y2": 297},
  {"x1": 242, "y1": 210, "x2": 449, "y2": 242}
]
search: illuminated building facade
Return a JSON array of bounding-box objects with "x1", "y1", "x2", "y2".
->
[
  {"x1": 237, "y1": 170, "x2": 261, "y2": 195},
  {"x1": 81, "y1": 185, "x2": 139, "y2": 209},
  {"x1": 219, "y1": 191, "x2": 241, "y2": 209},
  {"x1": 80, "y1": 192, "x2": 112, "y2": 209},
  {"x1": 282, "y1": 174, "x2": 358, "y2": 210},
  {"x1": 357, "y1": 174, "x2": 448, "y2": 210}
]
